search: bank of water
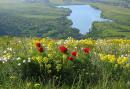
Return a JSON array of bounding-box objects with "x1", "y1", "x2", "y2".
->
[{"x1": 57, "y1": 5, "x2": 111, "y2": 34}]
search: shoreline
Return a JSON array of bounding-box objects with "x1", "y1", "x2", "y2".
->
[{"x1": 56, "y1": 4, "x2": 112, "y2": 35}]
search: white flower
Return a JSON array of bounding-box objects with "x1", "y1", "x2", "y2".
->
[
  {"x1": 0, "y1": 57, "x2": 7, "y2": 63},
  {"x1": 1, "y1": 57, "x2": 7, "y2": 62},
  {"x1": 18, "y1": 41, "x2": 21, "y2": 43},
  {"x1": 3, "y1": 50, "x2": 7, "y2": 53},
  {"x1": 121, "y1": 55, "x2": 124, "y2": 57},
  {"x1": 81, "y1": 48, "x2": 83, "y2": 50},
  {"x1": 17, "y1": 57, "x2": 21, "y2": 60},
  {"x1": 56, "y1": 40, "x2": 62, "y2": 45},
  {"x1": 7, "y1": 48, "x2": 13, "y2": 51},
  {"x1": 125, "y1": 54, "x2": 128, "y2": 57},
  {"x1": 28, "y1": 59, "x2": 31, "y2": 63},
  {"x1": 18, "y1": 63, "x2": 21, "y2": 66},
  {"x1": 23, "y1": 60, "x2": 26, "y2": 63}
]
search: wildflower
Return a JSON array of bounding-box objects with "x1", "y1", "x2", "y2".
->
[
  {"x1": 28, "y1": 57, "x2": 31, "y2": 60},
  {"x1": 17, "y1": 57, "x2": 21, "y2": 60},
  {"x1": 68, "y1": 56, "x2": 74, "y2": 61},
  {"x1": 36, "y1": 42, "x2": 42, "y2": 48},
  {"x1": 23, "y1": 60, "x2": 26, "y2": 63},
  {"x1": 59, "y1": 45, "x2": 68, "y2": 53},
  {"x1": 117, "y1": 56, "x2": 128, "y2": 65},
  {"x1": 7, "y1": 48, "x2": 13, "y2": 51},
  {"x1": 83, "y1": 48, "x2": 91, "y2": 54},
  {"x1": 18, "y1": 41, "x2": 22, "y2": 43},
  {"x1": 28, "y1": 59, "x2": 31, "y2": 63},
  {"x1": 28, "y1": 58, "x2": 31, "y2": 62},
  {"x1": 75, "y1": 47, "x2": 77, "y2": 49},
  {"x1": 71, "y1": 51, "x2": 77, "y2": 56},
  {"x1": 38, "y1": 47, "x2": 44, "y2": 53},
  {"x1": 0, "y1": 57, "x2": 7, "y2": 62},
  {"x1": 3, "y1": 51, "x2": 7, "y2": 53},
  {"x1": 18, "y1": 63, "x2": 21, "y2": 66},
  {"x1": 43, "y1": 57, "x2": 48, "y2": 63}
]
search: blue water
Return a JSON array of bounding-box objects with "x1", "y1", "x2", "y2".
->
[{"x1": 58, "y1": 5, "x2": 110, "y2": 34}]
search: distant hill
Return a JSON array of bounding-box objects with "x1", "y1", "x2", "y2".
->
[
  {"x1": 72, "y1": 0, "x2": 130, "y2": 8},
  {"x1": 25, "y1": 0, "x2": 50, "y2": 3},
  {"x1": 0, "y1": 0, "x2": 22, "y2": 3}
]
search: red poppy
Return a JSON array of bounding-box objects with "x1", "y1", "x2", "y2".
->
[
  {"x1": 36, "y1": 42, "x2": 42, "y2": 48},
  {"x1": 83, "y1": 48, "x2": 91, "y2": 54},
  {"x1": 38, "y1": 47, "x2": 44, "y2": 53},
  {"x1": 71, "y1": 51, "x2": 77, "y2": 56},
  {"x1": 59, "y1": 46, "x2": 68, "y2": 53},
  {"x1": 68, "y1": 56, "x2": 74, "y2": 61}
]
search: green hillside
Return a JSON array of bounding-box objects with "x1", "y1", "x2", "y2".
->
[
  {"x1": 87, "y1": 3, "x2": 130, "y2": 39},
  {"x1": 0, "y1": 0, "x2": 82, "y2": 38}
]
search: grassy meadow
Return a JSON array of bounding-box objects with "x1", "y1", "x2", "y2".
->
[
  {"x1": 0, "y1": 37, "x2": 130, "y2": 89},
  {"x1": 1, "y1": 0, "x2": 130, "y2": 89}
]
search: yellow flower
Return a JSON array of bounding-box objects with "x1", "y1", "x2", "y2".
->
[
  {"x1": 36, "y1": 56, "x2": 43, "y2": 63},
  {"x1": 99, "y1": 54, "x2": 116, "y2": 63},
  {"x1": 43, "y1": 57, "x2": 49, "y2": 63},
  {"x1": 108, "y1": 54, "x2": 116, "y2": 63},
  {"x1": 117, "y1": 57, "x2": 128, "y2": 65},
  {"x1": 99, "y1": 54, "x2": 107, "y2": 61}
]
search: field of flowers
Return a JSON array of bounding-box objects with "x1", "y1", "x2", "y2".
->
[{"x1": 0, "y1": 36, "x2": 130, "y2": 89}]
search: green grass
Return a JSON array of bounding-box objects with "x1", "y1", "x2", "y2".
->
[{"x1": 0, "y1": 37, "x2": 130, "y2": 89}]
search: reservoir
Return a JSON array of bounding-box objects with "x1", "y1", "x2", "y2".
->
[{"x1": 58, "y1": 5, "x2": 110, "y2": 34}]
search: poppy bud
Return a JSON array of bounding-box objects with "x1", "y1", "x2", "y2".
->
[
  {"x1": 36, "y1": 42, "x2": 42, "y2": 48},
  {"x1": 59, "y1": 45, "x2": 68, "y2": 53},
  {"x1": 71, "y1": 51, "x2": 77, "y2": 56},
  {"x1": 38, "y1": 47, "x2": 44, "y2": 53},
  {"x1": 83, "y1": 48, "x2": 91, "y2": 54},
  {"x1": 68, "y1": 56, "x2": 74, "y2": 61}
]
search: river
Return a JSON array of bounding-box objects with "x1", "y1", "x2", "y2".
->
[{"x1": 57, "y1": 5, "x2": 110, "y2": 34}]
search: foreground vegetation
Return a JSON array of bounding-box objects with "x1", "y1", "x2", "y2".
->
[{"x1": 0, "y1": 37, "x2": 130, "y2": 89}]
